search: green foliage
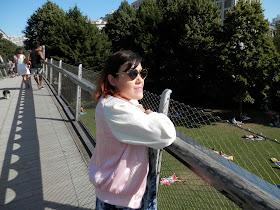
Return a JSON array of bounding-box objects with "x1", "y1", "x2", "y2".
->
[
  {"x1": 23, "y1": 1, "x2": 112, "y2": 71},
  {"x1": 22, "y1": 0, "x2": 280, "y2": 110},
  {"x1": 0, "y1": 34, "x2": 18, "y2": 62},
  {"x1": 132, "y1": 0, "x2": 164, "y2": 83},
  {"x1": 220, "y1": 0, "x2": 280, "y2": 111},
  {"x1": 104, "y1": 0, "x2": 222, "y2": 101},
  {"x1": 133, "y1": 0, "x2": 163, "y2": 55},
  {"x1": 104, "y1": 1, "x2": 136, "y2": 52},
  {"x1": 23, "y1": 1, "x2": 65, "y2": 53},
  {"x1": 57, "y1": 6, "x2": 112, "y2": 70}
]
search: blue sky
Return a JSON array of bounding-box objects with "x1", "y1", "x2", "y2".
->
[{"x1": 0, "y1": 0, "x2": 279, "y2": 36}]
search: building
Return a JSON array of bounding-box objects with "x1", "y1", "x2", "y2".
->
[
  {"x1": 213, "y1": 0, "x2": 262, "y2": 25},
  {"x1": 268, "y1": 14, "x2": 280, "y2": 37},
  {"x1": 131, "y1": 0, "x2": 145, "y2": 10},
  {"x1": 272, "y1": 15, "x2": 280, "y2": 25},
  {"x1": 90, "y1": 10, "x2": 114, "y2": 30},
  {"x1": 90, "y1": 19, "x2": 107, "y2": 30}
]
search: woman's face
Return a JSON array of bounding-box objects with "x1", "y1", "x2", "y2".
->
[{"x1": 109, "y1": 63, "x2": 144, "y2": 101}]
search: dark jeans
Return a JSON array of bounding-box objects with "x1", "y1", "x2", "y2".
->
[{"x1": 95, "y1": 197, "x2": 141, "y2": 210}]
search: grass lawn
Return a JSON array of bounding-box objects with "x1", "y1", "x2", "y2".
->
[
  {"x1": 80, "y1": 106, "x2": 96, "y2": 138},
  {"x1": 79, "y1": 107, "x2": 280, "y2": 209},
  {"x1": 158, "y1": 109, "x2": 280, "y2": 209}
]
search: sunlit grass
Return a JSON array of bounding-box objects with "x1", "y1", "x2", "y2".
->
[{"x1": 80, "y1": 107, "x2": 280, "y2": 209}]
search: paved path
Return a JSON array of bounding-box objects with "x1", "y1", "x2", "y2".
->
[{"x1": 0, "y1": 76, "x2": 95, "y2": 209}]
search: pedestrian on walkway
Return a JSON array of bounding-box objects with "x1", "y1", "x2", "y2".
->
[
  {"x1": 27, "y1": 45, "x2": 46, "y2": 89},
  {"x1": 13, "y1": 48, "x2": 30, "y2": 88},
  {"x1": 6, "y1": 59, "x2": 15, "y2": 78},
  {"x1": 89, "y1": 50, "x2": 176, "y2": 210}
]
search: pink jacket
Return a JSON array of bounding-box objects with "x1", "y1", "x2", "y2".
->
[{"x1": 89, "y1": 96, "x2": 176, "y2": 208}]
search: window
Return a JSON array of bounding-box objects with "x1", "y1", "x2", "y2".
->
[{"x1": 225, "y1": 0, "x2": 232, "y2": 8}]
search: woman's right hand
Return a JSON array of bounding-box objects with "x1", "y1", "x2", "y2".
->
[
  {"x1": 136, "y1": 105, "x2": 153, "y2": 115},
  {"x1": 145, "y1": 109, "x2": 153, "y2": 114}
]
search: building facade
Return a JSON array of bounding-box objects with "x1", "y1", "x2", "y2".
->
[
  {"x1": 268, "y1": 15, "x2": 280, "y2": 37},
  {"x1": 131, "y1": 0, "x2": 145, "y2": 10},
  {"x1": 90, "y1": 10, "x2": 114, "y2": 30},
  {"x1": 90, "y1": 19, "x2": 107, "y2": 30},
  {"x1": 272, "y1": 15, "x2": 280, "y2": 25}
]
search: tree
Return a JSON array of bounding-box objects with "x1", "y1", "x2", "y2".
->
[
  {"x1": 0, "y1": 34, "x2": 18, "y2": 62},
  {"x1": 57, "y1": 6, "x2": 112, "y2": 70},
  {"x1": 23, "y1": 1, "x2": 66, "y2": 57},
  {"x1": 23, "y1": 1, "x2": 112, "y2": 71},
  {"x1": 150, "y1": 0, "x2": 221, "y2": 102},
  {"x1": 220, "y1": 0, "x2": 279, "y2": 115},
  {"x1": 104, "y1": 1, "x2": 136, "y2": 52},
  {"x1": 131, "y1": 0, "x2": 164, "y2": 90},
  {"x1": 104, "y1": 0, "x2": 222, "y2": 103}
]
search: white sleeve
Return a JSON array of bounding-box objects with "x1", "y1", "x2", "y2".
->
[{"x1": 104, "y1": 102, "x2": 176, "y2": 150}]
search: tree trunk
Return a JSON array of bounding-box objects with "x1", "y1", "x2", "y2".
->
[{"x1": 239, "y1": 101, "x2": 243, "y2": 120}]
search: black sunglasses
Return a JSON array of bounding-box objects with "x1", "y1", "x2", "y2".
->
[{"x1": 116, "y1": 69, "x2": 148, "y2": 80}]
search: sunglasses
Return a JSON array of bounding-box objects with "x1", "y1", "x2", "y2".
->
[{"x1": 116, "y1": 69, "x2": 148, "y2": 80}]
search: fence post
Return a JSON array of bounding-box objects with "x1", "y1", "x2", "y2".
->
[
  {"x1": 2, "y1": 67, "x2": 7, "y2": 77},
  {"x1": 156, "y1": 89, "x2": 172, "y2": 190},
  {"x1": 42, "y1": 45, "x2": 45, "y2": 74},
  {"x1": 58, "y1": 60, "x2": 62, "y2": 97},
  {"x1": 45, "y1": 58, "x2": 48, "y2": 80},
  {"x1": 0, "y1": 69, "x2": 3, "y2": 78},
  {"x1": 50, "y1": 59, "x2": 53, "y2": 85},
  {"x1": 75, "y1": 64, "x2": 82, "y2": 121}
]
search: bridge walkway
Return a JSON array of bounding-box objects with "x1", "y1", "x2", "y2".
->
[{"x1": 0, "y1": 76, "x2": 95, "y2": 209}]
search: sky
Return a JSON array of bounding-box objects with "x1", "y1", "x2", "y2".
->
[{"x1": 0, "y1": 0, "x2": 279, "y2": 36}]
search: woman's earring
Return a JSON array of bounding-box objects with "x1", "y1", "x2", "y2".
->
[{"x1": 114, "y1": 86, "x2": 118, "y2": 92}]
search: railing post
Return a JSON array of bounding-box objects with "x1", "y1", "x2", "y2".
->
[
  {"x1": 42, "y1": 45, "x2": 46, "y2": 75},
  {"x1": 75, "y1": 64, "x2": 82, "y2": 121},
  {"x1": 2, "y1": 67, "x2": 7, "y2": 77},
  {"x1": 42, "y1": 45, "x2": 45, "y2": 58},
  {"x1": 58, "y1": 60, "x2": 62, "y2": 97},
  {"x1": 50, "y1": 59, "x2": 53, "y2": 85},
  {"x1": 45, "y1": 58, "x2": 48, "y2": 80},
  {"x1": 156, "y1": 89, "x2": 172, "y2": 190},
  {"x1": 0, "y1": 69, "x2": 3, "y2": 78}
]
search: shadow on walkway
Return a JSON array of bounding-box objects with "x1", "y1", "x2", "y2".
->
[{"x1": 0, "y1": 80, "x2": 93, "y2": 209}]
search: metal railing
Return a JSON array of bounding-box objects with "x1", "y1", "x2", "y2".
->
[
  {"x1": 0, "y1": 64, "x2": 7, "y2": 79},
  {"x1": 43, "y1": 59, "x2": 280, "y2": 210}
]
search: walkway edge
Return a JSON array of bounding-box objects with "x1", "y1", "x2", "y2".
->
[{"x1": 44, "y1": 77, "x2": 95, "y2": 167}]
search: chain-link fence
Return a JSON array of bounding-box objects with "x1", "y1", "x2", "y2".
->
[{"x1": 43, "y1": 59, "x2": 280, "y2": 209}]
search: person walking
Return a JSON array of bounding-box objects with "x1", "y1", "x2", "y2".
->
[
  {"x1": 89, "y1": 50, "x2": 176, "y2": 209},
  {"x1": 27, "y1": 45, "x2": 47, "y2": 89},
  {"x1": 13, "y1": 48, "x2": 30, "y2": 88},
  {"x1": 6, "y1": 59, "x2": 15, "y2": 78}
]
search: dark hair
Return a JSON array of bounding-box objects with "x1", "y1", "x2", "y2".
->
[
  {"x1": 35, "y1": 44, "x2": 41, "y2": 49},
  {"x1": 93, "y1": 50, "x2": 142, "y2": 101},
  {"x1": 15, "y1": 48, "x2": 22, "y2": 55}
]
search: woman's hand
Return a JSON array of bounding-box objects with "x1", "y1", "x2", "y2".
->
[
  {"x1": 145, "y1": 110, "x2": 153, "y2": 114},
  {"x1": 136, "y1": 105, "x2": 153, "y2": 115}
]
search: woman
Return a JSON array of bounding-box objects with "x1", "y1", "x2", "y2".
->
[
  {"x1": 89, "y1": 50, "x2": 176, "y2": 209},
  {"x1": 13, "y1": 48, "x2": 30, "y2": 88}
]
